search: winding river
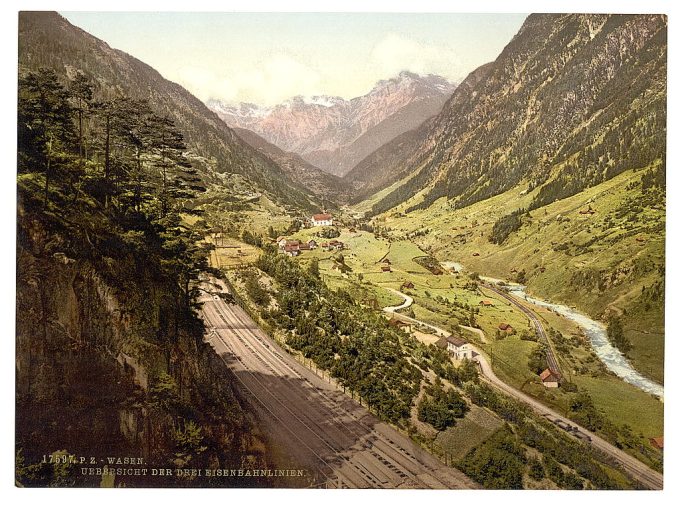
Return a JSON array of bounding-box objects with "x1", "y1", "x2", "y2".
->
[{"x1": 442, "y1": 261, "x2": 664, "y2": 399}]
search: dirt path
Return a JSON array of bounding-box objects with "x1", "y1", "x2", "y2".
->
[
  {"x1": 383, "y1": 287, "x2": 413, "y2": 313},
  {"x1": 460, "y1": 325, "x2": 487, "y2": 343}
]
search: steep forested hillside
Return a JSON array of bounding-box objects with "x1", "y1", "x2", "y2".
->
[
  {"x1": 363, "y1": 14, "x2": 666, "y2": 216},
  {"x1": 15, "y1": 12, "x2": 302, "y2": 487},
  {"x1": 19, "y1": 11, "x2": 319, "y2": 212},
  {"x1": 362, "y1": 13, "x2": 666, "y2": 384}
]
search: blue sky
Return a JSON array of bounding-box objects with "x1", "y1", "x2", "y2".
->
[{"x1": 61, "y1": 12, "x2": 527, "y2": 106}]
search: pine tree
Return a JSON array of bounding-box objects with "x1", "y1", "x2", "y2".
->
[{"x1": 18, "y1": 68, "x2": 75, "y2": 207}]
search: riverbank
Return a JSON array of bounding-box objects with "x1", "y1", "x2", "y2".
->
[{"x1": 442, "y1": 261, "x2": 664, "y2": 399}]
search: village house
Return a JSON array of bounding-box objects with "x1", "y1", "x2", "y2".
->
[
  {"x1": 650, "y1": 436, "x2": 664, "y2": 450},
  {"x1": 479, "y1": 300, "x2": 494, "y2": 307},
  {"x1": 388, "y1": 318, "x2": 412, "y2": 333},
  {"x1": 284, "y1": 243, "x2": 300, "y2": 257},
  {"x1": 443, "y1": 335, "x2": 474, "y2": 360},
  {"x1": 277, "y1": 237, "x2": 288, "y2": 249},
  {"x1": 325, "y1": 240, "x2": 344, "y2": 251},
  {"x1": 307, "y1": 239, "x2": 318, "y2": 249},
  {"x1": 539, "y1": 368, "x2": 560, "y2": 388},
  {"x1": 381, "y1": 265, "x2": 391, "y2": 273},
  {"x1": 311, "y1": 213, "x2": 333, "y2": 226},
  {"x1": 498, "y1": 323, "x2": 514, "y2": 333},
  {"x1": 401, "y1": 281, "x2": 415, "y2": 290}
]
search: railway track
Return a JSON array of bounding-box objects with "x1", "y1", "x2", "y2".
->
[
  {"x1": 200, "y1": 286, "x2": 477, "y2": 489},
  {"x1": 482, "y1": 282, "x2": 562, "y2": 377}
]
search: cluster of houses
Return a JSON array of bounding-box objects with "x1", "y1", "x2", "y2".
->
[
  {"x1": 276, "y1": 236, "x2": 347, "y2": 256},
  {"x1": 321, "y1": 239, "x2": 345, "y2": 251},
  {"x1": 277, "y1": 237, "x2": 318, "y2": 257}
]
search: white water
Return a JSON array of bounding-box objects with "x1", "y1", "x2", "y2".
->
[{"x1": 441, "y1": 261, "x2": 664, "y2": 398}]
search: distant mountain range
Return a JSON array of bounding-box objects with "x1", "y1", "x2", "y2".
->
[{"x1": 208, "y1": 72, "x2": 456, "y2": 176}]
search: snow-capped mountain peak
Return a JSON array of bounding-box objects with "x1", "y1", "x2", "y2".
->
[{"x1": 207, "y1": 72, "x2": 456, "y2": 176}]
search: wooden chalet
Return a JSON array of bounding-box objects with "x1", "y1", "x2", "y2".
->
[{"x1": 539, "y1": 368, "x2": 559, "y2": 388}]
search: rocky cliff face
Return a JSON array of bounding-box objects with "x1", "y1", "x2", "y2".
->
[
  {"x1": 209, "y1": 72, "x2": 456, "y2": 176},
  {"x1": 16, "y1": 212, "x2": 272, "y2": 487}
]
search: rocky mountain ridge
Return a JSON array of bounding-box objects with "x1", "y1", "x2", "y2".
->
[
  {"x1": 362, "y1": 14, "x2": 666, "y2": 217},
  {"x1": 208, "y1": 71, "x2": 456, "y2": 176}
]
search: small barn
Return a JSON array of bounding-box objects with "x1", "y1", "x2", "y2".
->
[
  {"x1": 539, "y1": 368, "x2": 560, "y2": 388},
  {"x1": 650, "y1": 437, "x2": 664, "y2": 450},
  {"x1": 284, "y1": 244, "x2": 300, "y2": 257}
]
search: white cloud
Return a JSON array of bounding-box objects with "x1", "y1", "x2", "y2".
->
[
  {"x1": 175, "y1": 36, "x2": 468, "y2": 106},
  {"x1": 370, "y1": 33, "x2": 467, "y2": 83},
  {"x1": 176, "y1": 55, "x2": 322, "y2": 106}
]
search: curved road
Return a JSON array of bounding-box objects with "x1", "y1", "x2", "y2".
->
[
  {"x1": 384, "y1": 288, "x2": 413, "y2": 313},
  {"x1": 382, "y1": 289, "x2": 662, "y2": 490}
]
